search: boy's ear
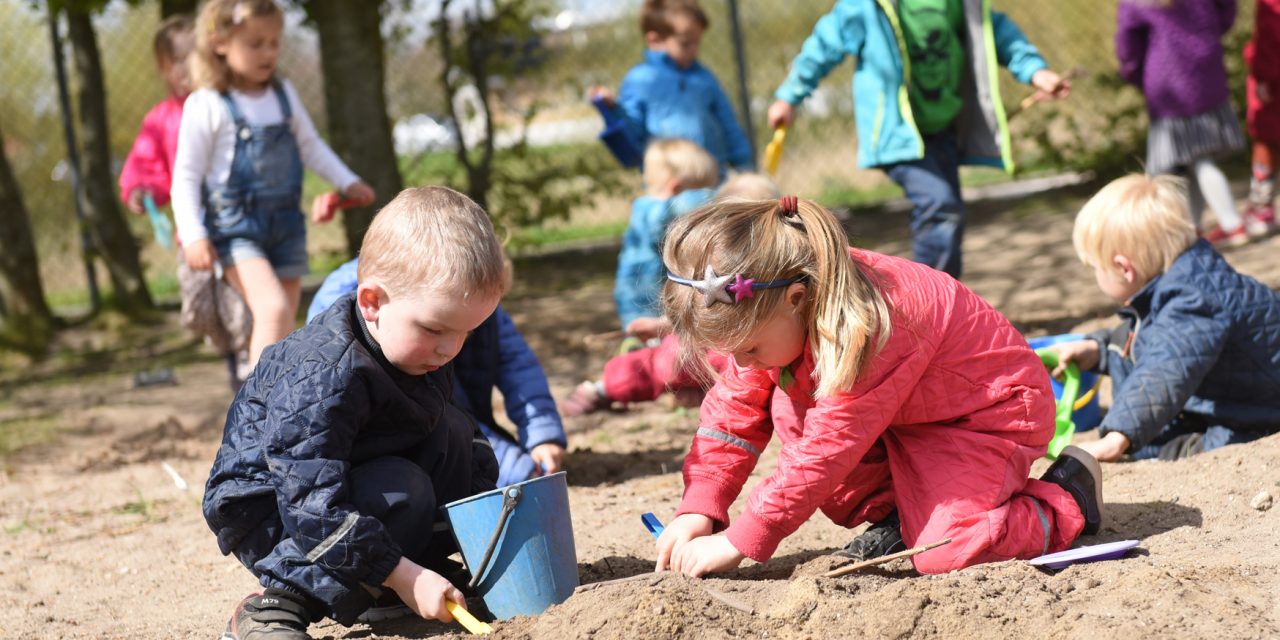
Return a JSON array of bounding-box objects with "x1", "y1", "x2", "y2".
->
[
  {"x1": 1112, "y1": 254, "x2": 1137, "y2": 283},
  {"x1": 644, "y1": 30, "x2": 664, "y2": 48},
  {"x1": 356, "y1": 282, "x2": 386, "y2": 322}
]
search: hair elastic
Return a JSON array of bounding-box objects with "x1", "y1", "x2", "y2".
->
[
  {"x1": 779, "y1": 194, "x2": 799, "y2": 216},
  {"x1": 668, "y1": 265, "x2": 806, "y2": 307}
]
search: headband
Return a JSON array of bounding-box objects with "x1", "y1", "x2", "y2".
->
[{"x1": 667, "y1": 265, "x2": 806, "y2": 307}]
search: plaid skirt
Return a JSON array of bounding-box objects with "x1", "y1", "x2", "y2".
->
[{"x1": 1147, "y1": 102, "x2": 1246, "y2": 175}]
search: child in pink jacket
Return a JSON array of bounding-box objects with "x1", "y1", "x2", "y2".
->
[{"x1": 654, "y1": 196, "x2": 1103, "y2": 577}]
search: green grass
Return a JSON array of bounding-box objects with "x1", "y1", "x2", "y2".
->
[
  {"x1": 513, "y1": 220, "x2": 629, "y2": 248},
  {"x1": 0, "y1": 414, "x2": 62, "y2": 457}
]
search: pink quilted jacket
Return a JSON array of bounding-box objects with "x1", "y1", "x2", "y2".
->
[
  {"x1": 118, "y1": 95, "x2": 184, "y2": 208},
  {"x1": 676, "y1": 249, "x2": 1056, "y2": 561}
]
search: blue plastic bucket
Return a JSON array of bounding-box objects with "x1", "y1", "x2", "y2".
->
[
  {"x1": 1027, "y1": 333, "x2": 1101, "y2": 431},
  {"x1": 442, "y1": 472, "x2": 578, "y2": 620}
]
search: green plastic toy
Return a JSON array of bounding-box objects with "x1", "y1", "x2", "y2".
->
[{"x1": 1035, "y1": 348, "x2": 1081, "y2": 460}]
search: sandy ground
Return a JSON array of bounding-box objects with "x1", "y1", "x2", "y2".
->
[{"x1": 2, "y1": 184, "x2": 1279, "y2": 639}]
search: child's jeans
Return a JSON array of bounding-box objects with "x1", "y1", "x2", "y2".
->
[
  {"x1": 885, "y1": 129, "x2": 965, "y2": 279},
  {"x1": 1131, "y1": 413, "x2": 1268, "y2": 460}
]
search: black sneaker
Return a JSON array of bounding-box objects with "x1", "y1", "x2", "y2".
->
[
  {"x1": 221, "y1": 592, "x2": 312, "y2": 640},
  {"x1": 835, "y1": 511, "x2": 906, "y2": 561},
  {"x1": 1041, "y1": 445, "x2": 1104, "y2": 535}
]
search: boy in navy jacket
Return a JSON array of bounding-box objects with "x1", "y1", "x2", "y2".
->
[
  {"x1": 308, "y1": 259, "x2": 568, "y2": 487},
  {"x1": 1052, "y1": 174, "x2": 1280, "y2": 462},
  {"x1": 205, "y1": 187, "x2": 506, "y2": 639},
  {"x1": 593, "y1": 0, "x2": 754, "y2": 175}
]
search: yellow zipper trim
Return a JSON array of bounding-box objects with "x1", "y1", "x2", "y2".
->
[{"x1": 875, "y1": 0, "x2": 924, "y2": 157}]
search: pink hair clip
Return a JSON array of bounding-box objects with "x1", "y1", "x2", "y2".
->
[{"x1": 232, "y1": 1, "x2": 252, "y2": 25}]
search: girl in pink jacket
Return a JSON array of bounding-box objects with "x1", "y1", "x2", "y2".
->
[{"x1": 654, "y1": 196, "x2": 1103, "y2": 577}]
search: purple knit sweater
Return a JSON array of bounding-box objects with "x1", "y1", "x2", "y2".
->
[{"x1": 1116, "y1": 0, "x2": 1237, "y2": 118}]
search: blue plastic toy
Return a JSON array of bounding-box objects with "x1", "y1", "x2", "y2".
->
[
  {"x1": 591, "y1": 95, "x2": 644, "y2": 169},
  {"x1": 443, "y1": 472, "x2": 578, "y2": 620},
  {"x1": 641, "y1": 512, "x2": 664, "y2": 539},
  {"x1": 1027, "y1": 334, "x2": 1102, "y2": 432},
  {"x1": 142, "y1": 193, "x2": 175, "y2": 251}
]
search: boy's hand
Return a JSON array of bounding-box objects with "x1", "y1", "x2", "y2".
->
[
  {"x1": 529, "y1": 443, "x2": 566, "y2": 476},
  {"x1": 384, "y1": 557, "x2": 465, "y2": 623},
  {"x1": 655, "y1": 513, "x2": 714, "y2": 572},
  {"x1": 1048, "y1": 340, "x2": 1100, "y2": 379},
  {"x1": 126, "y1": 188, "x2": 149, "y2": 215},
  {"x1": 343, "y1": 181, "x2": 376, "y2": 208},
  {"x1": 184, "y1": 238, "x2": 218, "y2": 271},
  {"x1": 625, "y1": 316, "x2": 673, "y2": 342},
  {"x1": 767, "y1": 100, "x2": 795, "y2": 129},
  {"x1": 589, "y1": 86, "x2": 616, "y2": 108},
  {"x1": 1031, "y1": 69, "x2": 1072, "y2": 101},
  {"x1": 668, "y1": 535, "x2": 745, "y2": 578},
  {"x1": 1076, "y1": 431, "x2": 1130, "y2": 462}
]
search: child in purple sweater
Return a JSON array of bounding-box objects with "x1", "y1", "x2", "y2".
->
[{"x1": 1117, "y1": 0, "x2": 1248, "y2": 246}]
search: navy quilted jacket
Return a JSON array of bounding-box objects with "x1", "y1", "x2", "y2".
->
[
  {"x1": 203, "y1": 294, "x2": 499, "y2": 594},
  {"x1": 1089, "y1": 240, "x2": 1280, "y2": 451}
]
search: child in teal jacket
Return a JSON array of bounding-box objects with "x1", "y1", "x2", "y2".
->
[{"x1": 768, "y1": 0, "x2": 1069, "y2": 278}]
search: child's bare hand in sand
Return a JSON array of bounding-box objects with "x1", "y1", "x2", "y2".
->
[
  {"x1": 655, "y1": 513, "x2": 714, "y2": 572},
  {"x1": 383, "y1": 557, "x2": 464, "y2": 623}
]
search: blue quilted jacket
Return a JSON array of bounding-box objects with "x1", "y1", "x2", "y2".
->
[
  {"x1": 307, "y1": 259, "x2": 566, "y2": 486},
  {"x1": 1089, "y1": 240, "x2": 1280, "y2": 452},
  {"x1": 203, "y1": 294, "x2": 499, "y2": 619},
  {"x1": 613, "y1": 49, "x2": 755, "y2": 173}
]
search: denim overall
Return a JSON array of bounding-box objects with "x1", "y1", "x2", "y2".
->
[{"x1": 204, "y1": 81, "x2": 309, "y2": 279}]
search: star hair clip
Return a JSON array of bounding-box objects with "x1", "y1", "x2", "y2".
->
[{"x1": 668, "y1": 265, "x2": 806, "y2": 307}]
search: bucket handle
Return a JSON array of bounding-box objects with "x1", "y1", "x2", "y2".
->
[{"x1": 467, "y1": 485, "x2": 522, "y2": 589}]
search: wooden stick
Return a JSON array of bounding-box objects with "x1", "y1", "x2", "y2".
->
[
  {"x1": 582, "y1": 329, "x2": 625, "y2": 347},
  {"x1": 700, "y1": 584, "x2": 754, "y2": 614},
  {"x1": 822, "y1": 537, "x2": 953, "y2": 578},
  {"x1": 575, "y1": 572, "x2": 661, "y2": 592}
]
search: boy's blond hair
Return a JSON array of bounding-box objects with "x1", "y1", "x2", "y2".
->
[
  {"x1": 717, "y1": 173, "x2": 780, "y2": 200},
  {"x1": 662, "y1": 197, "x2": 890, "y2": 398},
  {"x1": 358, "y1": 187, "x2": 506, "y2": 300},
  {"x1": 192, "y1": 0, "x2": 283, "y2": 92},
  {"x1": 1073, "y1": 174, "x2": 1197, "y2": 282},
  {"x1": 644, "y1": 139, "x2": 718, "y2": 190}
]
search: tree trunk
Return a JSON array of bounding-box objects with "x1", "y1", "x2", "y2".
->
[
  {"x1": 0, "y1": 120, "x2": 55, "y2": 355},
  {"x1": 67, "y1": 7, "x2": 153, "y2": 314},
  {"x1": 160, "y1": 0, "x2": 198, "y2": 18},
  {"x1": 309, "y1": 0, "x2": 403, "y2": 257}
]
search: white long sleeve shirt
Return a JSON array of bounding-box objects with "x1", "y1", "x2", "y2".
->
[{"x1": 170, "y1": 79, "x2": 360, "y2": 244}]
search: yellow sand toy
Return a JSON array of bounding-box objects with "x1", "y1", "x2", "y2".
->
[{"x1": 764, "y1": 125, "x2": 788, "y2": 176}]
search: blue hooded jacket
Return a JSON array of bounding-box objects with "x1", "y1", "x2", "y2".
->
[
  {"x1": 308, "y1": 259, "x2": 567, "y2": 486},
  {"x1": 614, "y1": 49, "x2": 755, "y2": 173},
  {"x1": 614, "y1": 188, "x2": 716, "y2": 328},
  {"x1": 775, "y1": 0, "x2": 1049, "y2": 170},
  {"x1": 1088, "y1": 240, "x2": 1280, "y2": 452}
]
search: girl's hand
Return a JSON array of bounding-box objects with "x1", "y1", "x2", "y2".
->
[
  {"x1": 1048, "y1": 340, "x2": 1100, "y2": 379},
  {"x1": 529, "y1": 443, "x2": 566, "y2": 476},
  {"x1": 767, "y1": 100, "x2": 795, "y2": 129},
  {"x1": 384, "y1": 557, "x2": 465, "y2": 623},
  {"x1": 185, "y1": 239, "x2": 218, "y2": 272},
  {"x1": 625, "y1": 316, "x2": 672, "y2": 342},
  {"x1": 669, "y1": 535, "x2": 746, "y2": 578},
  {"x1": 343, "y1": 181, "x2": 376, "y2": 208},
  {"x1": 589, "y1": 86, "x2": 615, "y2": 108},
  {"x1": 655, "y1": 513, "x2": 714, "y2": 572},
  {"x1": 126, "y1": 188, "x2": 149, "y2": 215},
  {"x1": 1031, "y1": 69, "x2": 1072, "y2": 101},
  {"x1": 1076, "y1": 431, "x2": 1130, "y2": 462}
]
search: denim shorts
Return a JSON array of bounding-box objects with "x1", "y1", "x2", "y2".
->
[{"x1": 209, "y1": 203, "x2": 309, "y2": 280}]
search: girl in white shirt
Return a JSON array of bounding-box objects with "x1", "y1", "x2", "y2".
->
[{"x1": 172, "y1": 0, "x2": 374, "y2": 367}]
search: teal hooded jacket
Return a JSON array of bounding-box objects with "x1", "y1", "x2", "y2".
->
[{"x1": 775, "y1": 0, "x2": 1049, "y2": 170}]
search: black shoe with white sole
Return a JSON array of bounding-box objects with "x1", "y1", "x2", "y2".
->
[
  {"x1": 1041, "y1": 445, "x2": 1104, "y2": 535},
  {"x1": 835, "y1": 510, "x2": 906, "y2": 561},
  {"x1": 221, "y1": 591, "x2": 313, "y2": 640}
]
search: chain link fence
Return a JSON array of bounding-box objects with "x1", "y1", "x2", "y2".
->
[{"x1": 0, "y1": 0, "x2": 1257, "y2": 303}]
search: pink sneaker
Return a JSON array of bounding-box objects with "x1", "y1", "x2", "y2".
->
[
  {"x1": 1244, "y1": 205, "x2": 1277, "y2": 239},
  {"x1": 562, "y1": 381, "x2": 611, "y2": 417},
  {"x1": 1203, "y1": 224, "x2": 1249, "y2": 248}
]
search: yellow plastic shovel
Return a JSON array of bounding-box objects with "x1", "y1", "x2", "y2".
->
[
  {"x1": 764, "y1": 125, "x2": 788, "y2": 176},
  {"x1": 446, "y1": 600, "x2": 492, "y2": 635}
]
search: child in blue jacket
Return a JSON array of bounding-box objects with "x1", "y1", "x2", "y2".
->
[
  {"x1": 309, "y1": 258, "x2": 568, "y2": 487},
  {"x1": 615, "y1": 138, "x2": 719, "y2": 331},
  {"x1": 593, "y1": 0, "x2": 754, "y2": 175},
  {"x1": 767, "y1": 0, "x2": 1070, "y2": 278},
  {"x1": 1051, "y1": 174, "x2": 1280, "y2": 462}
]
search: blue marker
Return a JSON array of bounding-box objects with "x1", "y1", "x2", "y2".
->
[
  {"x1": 641, "y1": 512, "x2": 665, "y2": 539},
  {"x1": 143, "y1": 193, "x2": 175, "y2": 251}
]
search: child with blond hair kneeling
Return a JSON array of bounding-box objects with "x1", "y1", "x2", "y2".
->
[
  {"x1": 653, "y1": 195, "x2": 1101, "y2": 577},
  {"x1": 1051, "y1": 175, "x2": 1280, "y2": 462}
]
